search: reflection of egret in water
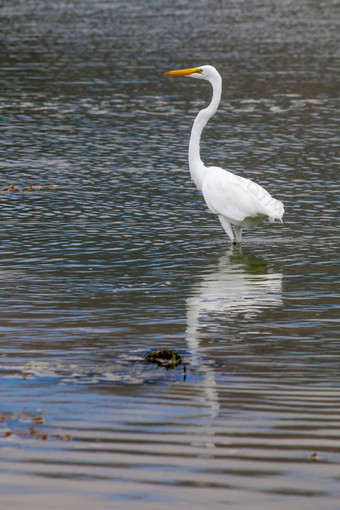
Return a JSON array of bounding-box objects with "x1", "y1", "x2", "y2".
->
[
  {"x1": 187, "y1": 248, "x2": 283, "y2": 331},
  {"x1": 185, "y1": 248, "x2": 283, "y2": 436}
]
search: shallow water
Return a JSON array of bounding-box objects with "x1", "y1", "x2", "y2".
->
[{"x1": 0, "y1": 1, "x2": 339, "y2": 508}]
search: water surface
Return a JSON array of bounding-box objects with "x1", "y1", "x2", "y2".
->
[{"x1": 0, "y1": 1, "x2": 339, "y2": 509}]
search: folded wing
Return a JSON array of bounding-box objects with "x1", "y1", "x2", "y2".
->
[{"x1": 202, "y1": 166, "x2": 284, "y2": 225}]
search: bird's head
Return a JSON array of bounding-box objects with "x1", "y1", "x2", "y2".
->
[{"x1": 164, "y1": 65, "x2": 219, "y2": 81}]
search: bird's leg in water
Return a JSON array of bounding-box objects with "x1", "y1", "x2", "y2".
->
[
  {"x1": 233, "y1": 226, "x2": 243, "y2": 244},
  {"x1": 218, "y1": 215, "x2": 235, "y2": 244}
]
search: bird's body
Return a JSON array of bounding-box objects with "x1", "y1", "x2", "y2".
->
[{"x1": 164, "y1": 65, "x2": 284, "y2": 244}]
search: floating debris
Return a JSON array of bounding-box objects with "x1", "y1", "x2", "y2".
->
[
  {"x1": 145, "y1": 349, "x2": 182, "y2": 369},
  {"x1": 1, "y1": 410, "x2": 72, "y2": 442},
  {"x1": 31, "y1": 416, "x2": 45, "y2": 425},
  {"x1": 59, "y1": 433, "x2": 71, "y2": 441},
  {"x1": 1, "y1": 184, "x2": 58, "y2": 194},
  {"x1": 2, "y1": 184, "x2": 16, "y2": 192}
]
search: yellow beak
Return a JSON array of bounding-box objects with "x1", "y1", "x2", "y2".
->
[{"x1": 163, "y1": 67, "x2": 201, "y2": 76}]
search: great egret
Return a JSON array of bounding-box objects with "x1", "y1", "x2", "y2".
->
[{"x1": 164, "y1": 65, "x2": 284, "y2": 244}]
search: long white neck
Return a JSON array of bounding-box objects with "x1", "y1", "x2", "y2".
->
[{"x1": 188, "y1": 74, "x2": 222, "y2": 190}]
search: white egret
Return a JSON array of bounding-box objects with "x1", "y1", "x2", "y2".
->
[{"x1": 164, "y1": 65, "x2": 284, "y2": 244}]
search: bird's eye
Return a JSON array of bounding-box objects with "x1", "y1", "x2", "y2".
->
[{"x1": 195, "y1": 69, "x2": 203, "y2": 74}]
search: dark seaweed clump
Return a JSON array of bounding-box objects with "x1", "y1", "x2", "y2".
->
[{"x1": 145, "y1": 349, "x2": 182, "y2": 369}]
